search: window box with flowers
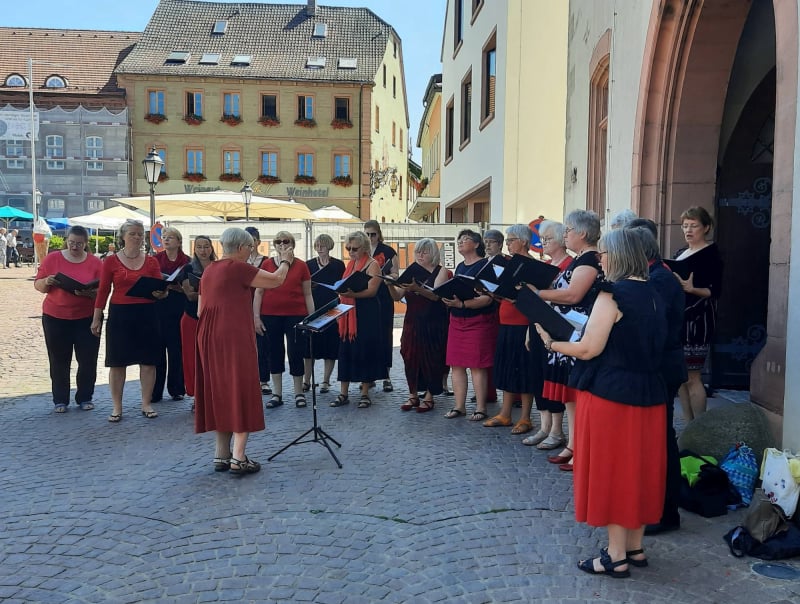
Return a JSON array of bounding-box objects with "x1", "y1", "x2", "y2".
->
[
  {"x1": 220, "y1": 114, "x2": 242, "y2": 126},
  {"x1": 183, "y1": 172, "x2": 207, "y2": 182},
  {"x1": 294, "y1": 175, "x2": 317, "y2": 185},
  {"x1": 257, "y1": 174, "x2": 281, "y2": 185},
  {"x1": 145, "y1": 113, "x2": 167, "y2": 124},
  {"x1": 219, "y1": 173, "x2": 243, "y2": 182},
  {"x1": 158, "y1": 172, "x2": 169, "y2": 183},
  {"x1": 414, "y1": 177, "x2": 429, "y2": 195},
  {"x1": 294, "y1": 118, "x2": 317, "y2": 128},
  {"x1": 330, "y1": 175, "x2": 353, "y2": 187},
  {"x1": 330, "y1": 118, "x2": 353, "y2": 130},
  {"x1": 183, "y1": 114, "x2": 204, "y2": 125},
  {"x1": 258, "y1": 116, "x2": 281, "y2": 127}
]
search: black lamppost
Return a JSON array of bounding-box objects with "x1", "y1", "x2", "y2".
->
[
  {"x1": 240, "y1": 183, "x2": 253, "y2": 223},
  {"x1": 142, "y1": 146, "x2": 164, "y2": 234}
]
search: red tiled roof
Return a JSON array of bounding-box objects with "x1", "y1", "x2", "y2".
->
[{"x1": 0, "y1": 28, "x2": 140, "y2": 95}]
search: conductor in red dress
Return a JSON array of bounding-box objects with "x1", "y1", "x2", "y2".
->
[{"x1": 194, "y1": 227, "x2": 293, "y2": 476}]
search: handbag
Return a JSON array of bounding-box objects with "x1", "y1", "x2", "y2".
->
[
  {"x1": 720, "y1": 442, "x2": 759, "y2": 507},
  {"x1": 760, "y1": 448, "x2": 800, "y2": 518},
  {"x1": 744, "y1": 489, "x2": 789, "y2": 542},
  {"x1": 678, "y1": 451, "x2": 740, "y2": 517}
]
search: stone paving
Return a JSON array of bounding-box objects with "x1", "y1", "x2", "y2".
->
[{"x1": 1, "y1": 266, "x2": 799, "y2": 603}]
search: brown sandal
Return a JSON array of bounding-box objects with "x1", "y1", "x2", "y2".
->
[
  {"x1": 401, "y1": 396, "x2": 420, "y2": 411},
  {"x1": 416, "y1": 397, "x2": 434, "y2": 413}
]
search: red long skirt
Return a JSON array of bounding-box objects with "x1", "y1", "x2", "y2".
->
[
  {"x1": 180, "y1": 313, "x2": 198, "y2": 397},
  {"x1": 574, "y1": 391, "x2": 666, "y2": 529}
]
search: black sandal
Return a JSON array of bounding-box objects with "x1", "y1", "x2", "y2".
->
[
  {"x1": 626, "y1": 549, "x2": 648, "y2": 568},
  {"x1": 330, "y1": 394, "x2": 349, "y2": 407},
  {"x1": 265, "y1": 395, "x2": 283, "y2": 408},
  {"x1": 358, "y1": 394, "x2": 372, "y2": 408},
  {"x1": 444, "y1": 408, "x2": 466, "y2": 419},
  {"x1": 577, "y1": 548, "x2": 631, "y2": 579},
  {"x1": 469, "y1": 410, "x2": 488, "y2": 422},
  {"x1": 261, "y1": 383, "x2": 272, "y2": 395},
  {"x1": 229, "y1": 456, "x2": 261, "y2": 475},
  {"x1": 141, "y1": 409, "x2": 158, "y2": 419},
  {"x1": 213, "y1": 457, "x2": 231, "y2": 472},
  {"x1": 295, "y1": 393, "x2": 307, "y2": 408}
]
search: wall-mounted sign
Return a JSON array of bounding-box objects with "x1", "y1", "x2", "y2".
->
[
  {"x1": 0, "y1": 110, "x2": 39, "y2": 140},
  {"x1": 285, "y1": 186, "x2": 330, "y2": 198}
]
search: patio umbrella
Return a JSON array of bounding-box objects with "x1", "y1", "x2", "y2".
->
[
  {"x1": 311, "y1": 205, "x2": 361, "y2": 222},
  {"x1": 0, "y1": 205, "x2": 34, "y2": 227},
  {"x1": 112, "y1": 190, "x2": 314, "y2": 220},
  {"x1": 69, "y1": 205, "x2": 151, "y2": 230}
]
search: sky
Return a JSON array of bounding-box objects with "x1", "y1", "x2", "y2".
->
[{"x1": 5, "y1": 0, "x2": 446, "y2": 162}]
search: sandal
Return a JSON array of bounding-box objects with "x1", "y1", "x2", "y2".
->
[
  {"x1": 302, "y1": 382, "x2": 311, "y2": 392},
  {"x1": 261, "y1": 383, "x2": 272, "y2": 395},
  {"x1": 79, "y1": 402, "x2": 95, "y2": 411},
  {"x1": 483, "y1": 415, "x2": 513, "y2": 427},
  {"x1": 141, "y1": 409, "x2": 158, "y2": 419},
  {"x1": 108, "y1": 413, "x2": 122, "y2": 423},
  {"x1": 382, "y1": 380, "x2": 394, "y2": 392},
  {"x1": 401, "y1": 396, "x2": 420, "y2": 411},
  {"x1": 295, "y1": 394, "x2": 307, "y2": 408},
  {"x1": 577, "y1": 548, "x2": 630, "y2": 579},
  {"x1": 522, "y1": 430, "x2": 549, "y2": 446},
  {"x1": 511, "y1": 419, "x2": 533, "y2": 434},
  {"x1": 229, "y1": 456, "x2": 261, "y2": 475},
  {"x1": 320, "y1": 382, "x2": 331, "y2": 394},
  {"x1": 444, "y1": 408, "x2": 466, "y2": 419},
  {"x1": 537, "y1": 433, "x2": 566, "y2": 450},
  {"x1": 469, "y1": 410, "x2": 488, "y2": 422},
  {"x1": 265, "y1": 395, "x2": 283, "y2": 408},
  {"x1": 213, "y1": 457, "x2": 231, "y2": 472},
  {"x1": 547, "y1": 447, "x2": 573, "y2": 464},
  {"x1": 54, "y1": 404, "x2": 68, "y2": 414},
  {"x1": 330, "y1": 394, "x2": 349, "y2": 407},
  {"x1": 626, "y1": 549, "x2": 648, "y2": 568},
  {"x1": 358, "y1": 394, "x2": 372, "y2": 408},
  {"x1": 416, "y1": 398, "x2": 434, "y2": 413}
]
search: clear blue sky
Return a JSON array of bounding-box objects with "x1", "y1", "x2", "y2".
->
[{"x1": 5, "y1": 0, "x2": 446, "y2": 162}]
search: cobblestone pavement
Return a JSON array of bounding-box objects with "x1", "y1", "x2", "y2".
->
[{"x1": 1, "y1": 267, "x2": 799, "y2": 603}]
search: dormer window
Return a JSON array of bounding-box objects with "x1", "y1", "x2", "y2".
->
[
  {"x1": 45, "y1": 75, "x2": 66, "y2": 88},
  {"x1": 212, "y1": 20, "x2": 228, "y2": 35},
  {"x1": 5, "y1": 74, "x2": 26, "y2": 87}
]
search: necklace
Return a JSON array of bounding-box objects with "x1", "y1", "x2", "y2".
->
[{"x1": 121, "y1": 247, "x2": 141, "y2": 259}]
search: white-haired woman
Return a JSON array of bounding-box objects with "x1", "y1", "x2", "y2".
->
[{"x1": 194, "y1": 227, "x2": 293, "y2": 475}]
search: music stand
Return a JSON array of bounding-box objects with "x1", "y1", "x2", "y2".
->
[{"x1": 268, "y1": 299, "x2": 353, "y2": 468}]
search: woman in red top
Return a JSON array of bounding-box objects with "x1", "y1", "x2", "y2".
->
[
  {"x1": 482, "y1": 224, "x2": 546, "y2": 435},
  {"x1": 90, "y1": 219, "x2": 168, "y2": 422},
  {"x1": 34, "y1": 226, "x2": 103, "y2": 413},
  {"x1": 254, "y1": 231, "x2": 314, "y2": 408}
]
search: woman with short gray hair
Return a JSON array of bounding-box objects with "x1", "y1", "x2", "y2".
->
[{"x1": 194, "y1": 227, "x2": 294, "y2": 475}]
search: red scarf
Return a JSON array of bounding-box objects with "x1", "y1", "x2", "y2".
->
[{"x1": 338, "y1": 254, "x2": 371, "y2": 341}]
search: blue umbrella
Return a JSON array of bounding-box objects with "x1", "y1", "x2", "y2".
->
[{"x1": 45, "y1": 217, "x2": 71, "y2": 230}]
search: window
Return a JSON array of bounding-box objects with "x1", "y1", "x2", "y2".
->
[
  {"x1": 186, "y1": 148, "x2": 204, "y2": 174},
  {"x1": 334, "y1": 97, "x2": 350, "y2": 121},
  {"x1": 399, "y1": 129, "x2": 404, "y2": 153},
  {"x1": 393, "y1": 41, "x2": 397, "y2": 58},
  {"x1": 48, "y1": 199, "x2": 65, "y2": 210},
  {"x1": 261, "y1": 151, "x2": 278, "y2": 177},
  {"x1": 199, "y1": 53, "x2": 220, "y2": 65},
  {"x1": 375, "y1": 105, "x2": 380, "y2": 132},
  {"x1": 87, "y1": 199, "x2": 104, "y2": 212},
  {"x1": 334, "y1": 153, "x2": 350, "y2": 177},
  {"x1": 297, "y1": 153, "x2": 314, "y2": 177},
  {"x1": 454, "y1": 0, "x2": 464, "y2": 51},
  {"x1": 261, "y1": 94, "x2": 278, "y2": 119},
  {"x1": 223, "y1": 150, "x2": 240, "y2": 174},
  {"x1": 167, "y1": 51, "x2": 190, "y2": 64},
  {"x1": 186, "y1": 91, "x2": 203, "y2": 117},
  {"x1": 338, "y1": 58, "x2": 357, "y2": 69},
  {"x1": 313, "y1": 23, "x2": 328, "y2": 38},
  {"x1": 212, "y1": 20, "x2": 228, "y2": 34},
  {"x1": 382, "y1": 65, "x2": 387, "y2": 88},
  {"x1": 461, "y1": 70, "x2": 472, "y2": 146},
  {"x1": 156, "y1": 148, "x2": 167, "y2": 174},
  {"x1": 445, "y1": 98, "x2": 454, "y2": 161},
  {"x1": 306, "y1": 57, "x2": 326, "y2": 69},
  {"x1": 4, "y1": 74, "x2": 25, "y2": 87},
  {"x1": 472, "y1": 0, "x2": 484, "y2": 16},
  {"x1": 392, "y1": 122, "x2": 396, "y2": 147},
  {"x1": 392, "y1": 76, "x2": 396, "y2": 99},
  {"x1": 223, "y1": 92, "x2": 240, "y2": 117},
  {"x1": 297, "y1": 95, "x2": 314, "y2": 120},
  {"x1": 399, "y1": 175, "x2": 403, "y2": 200},
  {"x1": 46, "y1": 135, "x2": 64, "y2": 170},
  {"x1": 148, "y1": 90, "x2": 165, "y2": 115},
  {"x1": 231, "y1": 54, "x2": 252, "y2": 66},
  {"x1": 5, "y1": 140, "x2": 25, "y2": 169},
  {"x1": 86, "y1": 136, "x2": 103, "y2": 171},
  {"x1": 482, "y1": 33, "x2": 497, "y2": 123},
  {"x1": 588, "y1": 57, "x2": 610, "y2": 216},
  {"x1": 45, "y1": 75, "x2": 66, "y2": 88}
]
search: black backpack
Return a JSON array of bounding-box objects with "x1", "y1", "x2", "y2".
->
[{"x1": 678, "y1": 451, "x2": 741, "y2": 518}]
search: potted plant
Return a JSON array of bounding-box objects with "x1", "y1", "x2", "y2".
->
[
  {"x1": 183, "y1": 172, "x2": 207, "y2": 182},
  {"x1": 294, "y1": 118, "x2": 317, "y2": 128},
  {"x1": 257, "y1": 174, "x2": 281, "y2": 184},
  {"x1": 330, "y1": 118, "x2": 353, "y2": 129},
  {"x1": 158, "y1": 172, "x2": 169, "y2": 183},
  {"x1": 183, "y1": 113, "x2": 204, "y2": 125},
  {"x1": 221, "y1": 114, "x2": 242, "y2": 126},
  {"x1": 330, "y1": 175, "x2": 353, "y2": 187},
  {"x1": 145, "y1": 113, "x2": 167, "y2": 124},
  {"x1": 258, "y1": 116, "x2": 281, "y2": 127},
  {"x1": 415, "y1": 177, "x2": 429, "y2": 195},
  {"x1": 294, "y1": 174, "x2": 317, "y2": 185},
  {"x1": 219, "y1": 172, "x2": 243, "y2": 182}
]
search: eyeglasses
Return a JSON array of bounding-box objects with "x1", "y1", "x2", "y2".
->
[
  {"x1": 66, "y1": 240, "x2": 85, "y2": 247},
  {"x1": 274, "y1": 239, "x2": 292, "y2": 245},
  {"x1": 564, "y1": 226, "x2": 575, "y2": 234},
  {"x1": 366, "y1": 232, "x2": 378, "y2": 238},
  {"x1": 345, "y1": 246, "x2": 361, "y2": 252}
]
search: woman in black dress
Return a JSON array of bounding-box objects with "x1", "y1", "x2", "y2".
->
[{"x1": 364, "y1": 220, "x2": 398, "y2": 392}]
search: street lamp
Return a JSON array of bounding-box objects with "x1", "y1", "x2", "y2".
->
[
  {"x1": 240, "y1": 183, "x2": 253, "y2": 223},
  {"x1": 142, "y1": 146, "x2": 164, "y2": 235}
]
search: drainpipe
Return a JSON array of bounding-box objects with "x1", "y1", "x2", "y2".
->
[{"x1": 358, "y1": 83, "x2": 364, "y2": 219}]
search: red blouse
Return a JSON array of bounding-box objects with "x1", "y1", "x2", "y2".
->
[{"x1": 94, "y1": 254, "x2": 163, "y2": 307}]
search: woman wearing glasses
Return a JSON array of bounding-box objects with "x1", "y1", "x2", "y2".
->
[
  {"x1": 195, "y1": 228, "x2": 293, "y2": 475},
  {"x1": 254, "y1": 231, "x2": 314, "y2": 409},
  {"x1": 364, "y1": 220, "x2": 398, "y2": 393},
  {"x1": 34, "y1": 225, "x2": 103, "y2": 413},
  {"x1": 331, "y1": 231, "x2": 384, "y2": 408}
]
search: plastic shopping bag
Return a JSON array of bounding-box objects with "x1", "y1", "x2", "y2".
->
[
  {"x1": 760, "y1": 448, "x2": 800, "y2": 518},
  {"x1": 720, "y1": 442, "x2": 759, "y2": 506}
]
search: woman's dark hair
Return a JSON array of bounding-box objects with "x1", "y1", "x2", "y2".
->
[
  {"x1": 363, "y1": 219, "x2": 383, "y2": 243},
  {"x1": 457, "y1": 228, "x2": 486, "y2": 257},
  {"x1": 680, "y1": 206, "x2": 713, "y2": 229},
  {"x1": 627, "y1": 218, "x2": 658, "y2": 239},
  {"x1": 66, "y1": 225, "x2": 90, "y2": 251}
]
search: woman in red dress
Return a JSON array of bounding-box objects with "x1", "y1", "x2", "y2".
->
[{"x1": 194, "y1": 227, "x2": 293, "y2": 475}]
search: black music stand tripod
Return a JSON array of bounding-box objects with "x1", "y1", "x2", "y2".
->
[{"x1": 269, "y1": 302, "x2": 350, "y2": 468}]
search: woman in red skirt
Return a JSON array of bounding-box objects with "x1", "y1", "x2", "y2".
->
[{"x1": 535, "y1": 228, "x2": 667, "y2": 579}]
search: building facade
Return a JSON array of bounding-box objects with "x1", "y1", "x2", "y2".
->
[
  {"x1": 566, "y1": 0, "x2": 798, "y2": 447},
  {"x1": 116, "y1": 0, "x2": 408, "y2": 221},
  {"x1": 439, "y1": 0, "x2": 568, "y2": 225},
  {"x1": 410, "y1": 74, "x2": 442, "y2": 223},
  {"x1": 0, "y1": 28, "x2": 138, "y2": 217}
]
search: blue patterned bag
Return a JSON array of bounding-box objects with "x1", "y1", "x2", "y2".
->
[{"x1": 720, "y1": 442, "x2": 759, "y2": 507}]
